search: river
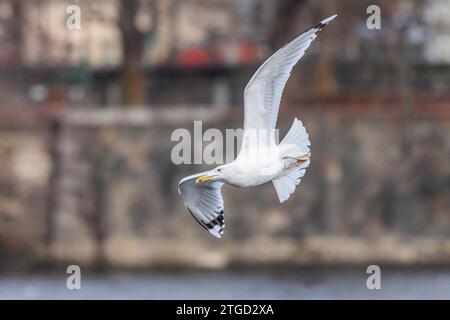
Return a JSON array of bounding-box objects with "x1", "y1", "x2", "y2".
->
[{"x1": 1, "y1": 267, "x2": 449, "y2": 299}]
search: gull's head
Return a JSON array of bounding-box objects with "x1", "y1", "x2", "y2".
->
[{"x1": 195, "y1": 164, "x2": 232, "y2": 184}]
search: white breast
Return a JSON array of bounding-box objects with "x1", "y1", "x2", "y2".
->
[{"x1": 228, "y1": 145, "x2": 284, "y2": 187}]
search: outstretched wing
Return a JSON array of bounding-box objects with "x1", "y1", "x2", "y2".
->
[
  {"x1": 178, "y1": 172, "x2": 225, "y2": 238},
  {"x1": 241, "y1": 15, "x2": 337, "y2": 148}
]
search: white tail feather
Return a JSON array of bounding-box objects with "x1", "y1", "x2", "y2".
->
[{"x1": 272, "y1": 118, "x2": 311, "y2": 203}]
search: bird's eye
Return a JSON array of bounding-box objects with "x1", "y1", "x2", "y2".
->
[{"x1": 217, "y1": 169, "x2": 221, "y2": 172}]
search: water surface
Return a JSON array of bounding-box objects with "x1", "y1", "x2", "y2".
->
[{"x1": 1, "y1": 267, "x2": 449, "y2": 299}]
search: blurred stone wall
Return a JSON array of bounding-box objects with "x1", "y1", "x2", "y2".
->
[
  {"x1": 0, "y1": 124, "x2": 49, "y2": 270},
  {"x1": 1, "y1": 108, "x2": 450, "y2": 269}
]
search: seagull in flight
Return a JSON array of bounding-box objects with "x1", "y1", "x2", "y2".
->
[{"x1": 178, "y1": 15, "x2": 337, "y2": 238}]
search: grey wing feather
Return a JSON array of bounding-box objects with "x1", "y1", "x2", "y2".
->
[
  {"x1": 242, "y1": 15, "x2": 337, "y2": 134},
  {"x1": 178, "y1": 172, "x2": 225, "y2": 238}
]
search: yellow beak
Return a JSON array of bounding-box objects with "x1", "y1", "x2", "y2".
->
[{"x1": 196, "y1": 175, "x2": 215, "y2": 184}]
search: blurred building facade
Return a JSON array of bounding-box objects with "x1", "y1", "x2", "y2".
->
[{"x1": 0, "y1": 0, "x2": 449, "y2": 108}]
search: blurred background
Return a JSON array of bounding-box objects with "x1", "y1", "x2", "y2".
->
[{"x1": 0, "y1": 0, "x2": 450, "y2": 299}]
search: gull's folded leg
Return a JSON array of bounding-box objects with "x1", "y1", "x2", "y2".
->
[
  {"x1": 284, "y1": 154, "x2": 311, "y2": 168},
  {"x1": 296, "y1": 154, "x2": 311, "y2": 165}
]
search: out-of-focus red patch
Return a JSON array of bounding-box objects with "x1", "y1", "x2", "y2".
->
[
  {"x1": 178, "y1": 49, "x2": 210, "y2": 67},
  {"x1": 239, "y1": 42, "x2": 258, "y2": 64}
]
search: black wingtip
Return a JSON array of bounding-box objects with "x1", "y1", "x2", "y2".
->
[
  {"x1": 187, "y1": 207, "x2": 225, "y2": 238},
  {"x1": 314, "y1": 14, "x2": 338, "y2": 31}
]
